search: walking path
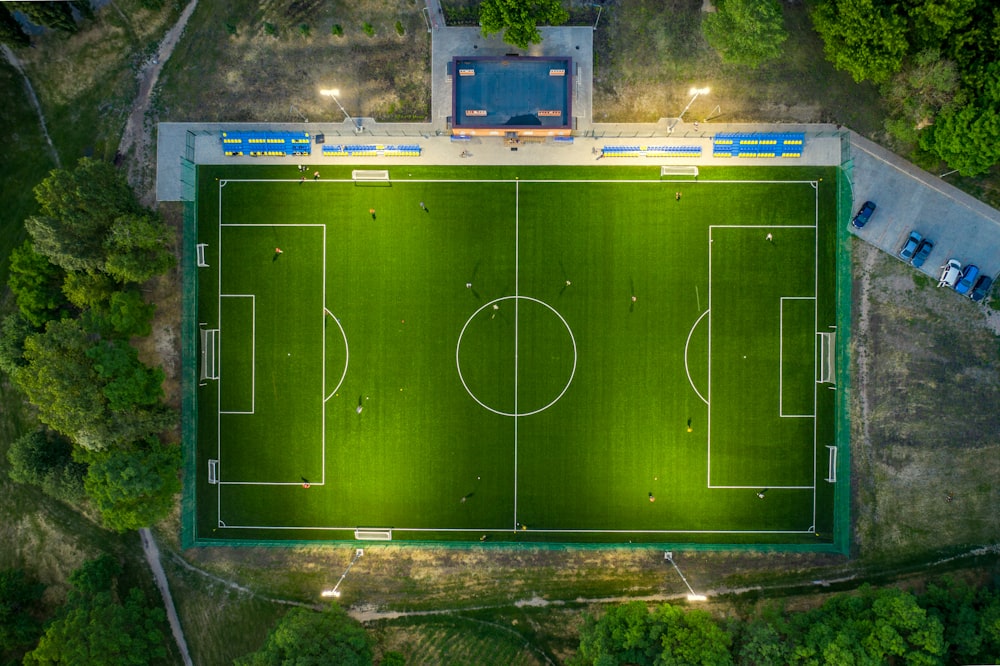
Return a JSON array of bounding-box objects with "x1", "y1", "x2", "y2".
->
[
  {"x1": 119, "y1": 0, "x2": 199, "y2": 205},
  {"x1": 2, "y1": 44, "x2": 60, "y2": 168},
  {"x1": 140, "y1": 529, "x2": 193, "y2": 666}
]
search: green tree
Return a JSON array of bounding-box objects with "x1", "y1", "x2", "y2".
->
[
  {"x1": 479, "y1": 0, "x2": 569, "y2": 49},
  {"x1": 702, "y1": 0, "x2": 788, "y2": 68},
  {"x1": 919, "y1": 100, "x2": 1000, "y2": 176},
  {"x1": 82, "y1": 439, "x2": 180, "y2": 532},
  {"x1": 0, "y1": 5, "x2": 30, "y2": 47},
  {"x1": 6, "y1": 428, "x2": 87, "y2": 502},
  {"x1": 733, "y1": 618, "x2": 792, "y2": 665},
  {"x1": 62, "y1": 271, "x2": 116, "y2": 310},
  {"x1": 103, "y1": 213, "x2": 176, "y2": 284},
  {"x1": 0, "y1": 569, "x2": 45, "y2": 663},
  {"x1": 26, "y1": 158, "x2": 139, "y2": 273},
  {"x1": 19, "y1": 318, "x2": 107, "y2": 447},
  {"x1": 236, "y1": 605, "x2": 373, "y2": 666},
  {"x1": 86, "y1": 340, "x2": 164, "y2": 410},
  {"x1": 883, "y1": 49, "x2": 961, "y2": 145},
  {"x1": 0, "y1": 312, "x2": 35, "y2": 379},
  {"x1": 6, "y1": 2, "x2": 77, "y2": 34},
  {"x1": 23, "y1": 556, "x2": 167, "y2": 666},
  {"x1": 811, "y1": 0, "x2": 909, "y2": 84},
  {"x1": 907, "y1": 0, "x2": 975, "y2": 47},
  {"x1": 576, "y1": 601, "x2": 732, "y2": 665},
  {"x1": 7, "y1": 240, "x2": 68, "y2": 327}
]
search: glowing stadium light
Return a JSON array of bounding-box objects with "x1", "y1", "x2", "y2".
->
[
  {"x1": 320, "y1": 88, "x2": 363, "y2": 133},
  {"x1": 665, "y1": 552, "x2": 708, "y2": 602},
  {"x1": 321, "y1": 548, "x2": 364, "y2": 599},
  {"x1": 668, "y1": 87, "x2": 710, "y2": 132}
]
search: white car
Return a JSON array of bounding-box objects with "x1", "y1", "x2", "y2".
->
[{"x1": 938, "y1": 259, "x2": 962, "y2": 288}]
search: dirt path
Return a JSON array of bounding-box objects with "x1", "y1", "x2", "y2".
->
[
  {"x1": 2, "y1": 44, "x2": 60, "y2": 168},
  {"x1": 118, "y1": 0, "x2": 199, "y2": 205},
  {"x1": 140, "y1": 529, "x2": 193, "y2": 666}
]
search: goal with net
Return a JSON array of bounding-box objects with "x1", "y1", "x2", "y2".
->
[
  {"x1": 354, "y1": 528, "x2": 392, "y2": 541},
  {"x1": 817, "y1": 331, "x2": 835, "y2": 384},
  {"x1": 352, "y1": 170, "x2": 390, "y2": 183},
  {"x1": 660, "y1": 166, "x2": 699, "y2": 178}
]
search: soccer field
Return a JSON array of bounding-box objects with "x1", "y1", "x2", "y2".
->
[{"x1": 187, "y1": 164, "x2": 848, "y2": 548}]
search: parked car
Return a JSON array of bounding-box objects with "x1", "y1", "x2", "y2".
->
[
  {"x1": 938, "y1": 259, "x2": 962, "y2": 288},
  {"x1": 955, "y1": 264, "x2": 979, "y2": 295},
  {"x1": 970, "y1": 274, "x2": 993, "y2": 302},
  {"x1": 911, "y1": 238, "x2": 934, "y2": 267},
  {"x1": 898, "y1": 231, "x2": 922, "y2": 261},
  {"x1": 851, "y1": 201, "x2": 877, "y2": 229}
]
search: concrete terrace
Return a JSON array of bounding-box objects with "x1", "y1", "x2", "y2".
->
[{"x1": 156, "y1": 16, "x2": 1000, "y2": 284}]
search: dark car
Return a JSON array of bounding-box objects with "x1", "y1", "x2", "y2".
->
[
  {"x1": 955, "y1": 264, "x2": 979, "y2": 295},
  {"x1": 898, "y1": 231, "x2": 922, "y2": 261},
  {"x1": 970, "y1": 274, "x2": 993, "y2": 302},
  {"x1": 851, "y1": 201, "x2": 877, "y2": 229},
  {"x1": 910, "y1": 238, "x2": 934, "y2": 267}
]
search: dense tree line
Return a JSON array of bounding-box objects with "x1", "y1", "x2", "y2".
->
[
  {"x1": 1, "y1": 158, "x2": 177, "y2": 532},
  {"x1": 1, "y1": 558, "x2": 167, "y2": 666},
  {"x1": 811, "y1": 0, "x2": 1000, "y2": 175},
  {"x1": 571, "y1": 581, "x2": 1000, "y2": 665}
]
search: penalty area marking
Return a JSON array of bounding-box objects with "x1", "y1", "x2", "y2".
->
[
  {"x1": 323, "y1": 308, "x2": 349, "y2": 402},
  {"x1": 685, "y1": 309, "x2": 710, "y2": 405}
]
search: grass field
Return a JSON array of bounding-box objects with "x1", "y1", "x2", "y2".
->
[{"x1": 190, "y1": 165, "x2": 842, "y2": 548}]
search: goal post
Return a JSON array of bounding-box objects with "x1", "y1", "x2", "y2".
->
[
  {"x1": 208, "y1": 459, "x2": 219, "y2": 484},
  {"x1": 352, "y1": 170, "x2": 390, "y2": 184},
  {"x1": 817, "y1": 331, "x2": 835, "y2": 384},
  {"x1": 354, "y1": 528, "x2": 392, "y2": 541},
  {"x1": 825, "y1": 446, "x2": 837, "y2": 482},
  {"x1": 200, "y1": 328, "x2": 219, "y2": 380},
  {"x1": 660, "y1": 166, "x2": 699, "y2": 178}
]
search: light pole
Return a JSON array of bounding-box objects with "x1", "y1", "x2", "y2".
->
[
  {"x1": 668, "y1": 87, "x2": 710, "y2": 133},
  {"x1": 322, "y1": 548, "x2": 364, "y2": 598},
  {"x1": 591, "y1": 4, "x2": 604, "y2": 31},
  {"x1": 320, "y1": 88, "x2": 362, "y2": 133},
  {"x1": 665, "y1": 551, "x2": 707, "y2": 601}
]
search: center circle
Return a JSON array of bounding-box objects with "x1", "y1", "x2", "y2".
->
[{"x1": 456, "y1": 295, "x2": 577, "y2": 417}]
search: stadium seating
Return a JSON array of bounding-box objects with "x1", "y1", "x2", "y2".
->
[
  {"x1": 712, "y1": 132, "x2": 805, "y2": 158},
  {"x1": 601, "y1": 145, "x2": 702, "y2": 158},
  {"x1": 220, "y1": 131, "x2": 312, "y2": 157},
  {"x1": 321, "y1": 144, "x2": 422, "y2": 157}
]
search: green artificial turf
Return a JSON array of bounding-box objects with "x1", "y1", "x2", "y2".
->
[{"x1": 193, "y1": 165, "x2": 839, "y2": 547}]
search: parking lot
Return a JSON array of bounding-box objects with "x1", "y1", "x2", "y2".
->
[{"x1": 848, "y1": 133, "x2": 1000, "y2": 289}]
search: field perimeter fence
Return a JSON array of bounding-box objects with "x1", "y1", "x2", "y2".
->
[
  {"x1": 832, "y1": 134, "x2": 854, "y2": 555},
  {"x1": 180, "y1": 156, "x2": 198, "y2": 549}
]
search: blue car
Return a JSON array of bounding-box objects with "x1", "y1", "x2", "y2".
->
[
  {"x1": 851, "y1": 201, "x2": 877, "y2": 229},
  {"x1": 911, "y1": 238, "x2": 934, "y2": 267},
  {"x1": 955, "y1": 264, "x2": 979, "y2": 295},
  {"x1": 898, "y1": 231, "x2": 922, "y2": 261},
  {"x1": 970, "y1": 274, "x2": 993, "y2": 302}
]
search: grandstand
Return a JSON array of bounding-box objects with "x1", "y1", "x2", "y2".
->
[
  {"x1": 601, "y1": 145, "x2": 702, "y2": 158},
  {"x1": 713, "y1": 132, "x2": 805, "y2": 158},
  {"x1": 322, "y1": 144, "x2": 422, "y2": 157},
  {"x1": 220, "y1": 131, "x2": 312, "y2": 157}
]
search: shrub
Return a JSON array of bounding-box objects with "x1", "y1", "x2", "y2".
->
[
  {"x1": 362, "y1": 21, "x2": 374, "y2": 37},
  {"x1": 264, "y1": 21, "x2": 277, "y2": 37},
  {"x1": 331, "y1": 23, "x2": 343, "y2": 36},
  {"x1": 299, "y1": 23, "x2": 310, "y2": 37},
  {"x1": 395, "y1": 20, "x2": 405, "y2": 36}
]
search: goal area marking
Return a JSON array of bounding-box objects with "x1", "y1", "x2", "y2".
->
[{"x1": 661, "y1": 165, "x2": 698, "y2": 178}]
